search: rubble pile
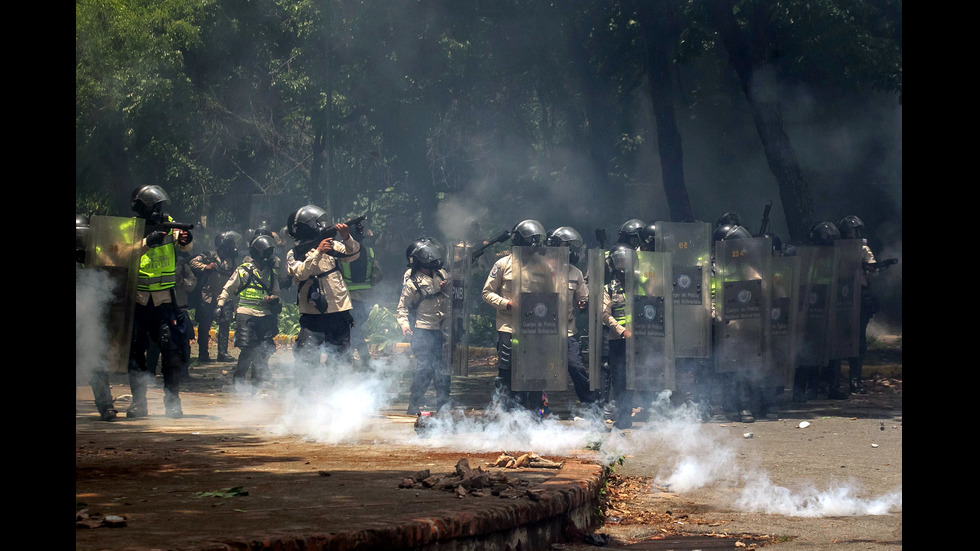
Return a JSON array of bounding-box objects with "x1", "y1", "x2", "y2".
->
[{"x1": 397, "y1": 456, "x2": 563, "y2": 499}]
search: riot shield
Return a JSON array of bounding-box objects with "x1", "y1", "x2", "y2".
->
[
  {"x1": 796, "y1": 245, "x2": 836, "y2": 366},
  {"x1": 511, "y1": 246, "x2": 569, "y2": 392},
  {"x1": 84, "y1": 216, "x2": 145, "y2": 373},
  {"x1": 832, "y1": 239, "x2": 863, "y2": 360},
  {"x1": 586, "y1": 248, "x2": 606, "y2": 393},
  {"x1": 770, "y1": 255, "x2": 801, "y2": 388},
  {"x1": 625, "y1": 251, "x2": 675, "y2": 391},
  {"x1": 655, "y1": 221, "x2": 712, "y2": 358},
  {"x1": 712, "y1": 236, "x2": 772, "y2": 377},
  {"x1": 445, "y1": 241, "x2": 473, "y2": 376}
]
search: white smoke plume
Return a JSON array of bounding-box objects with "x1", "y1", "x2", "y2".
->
[
  {"x1": 625, "y1": 392, "x2": 902, "y2": 517},
  {"x1": 263, "y1": 353, "x2": 412, "y2": 443},
  {"x1": 735, "y1": 471, "x2": 902, "y2": 517},
  {"x1": 76, "y1": 268, "x2": 115, "y2": 381}
]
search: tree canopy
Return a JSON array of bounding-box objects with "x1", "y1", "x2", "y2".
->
[{"x1": 77, "y1": 0, "x2": 901, "y2": 263}]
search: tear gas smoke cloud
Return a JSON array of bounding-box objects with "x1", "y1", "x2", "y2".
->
[
  {"x1": 76, "y1": 268, "x2": 114, "y2": 381},
  {"x1": 632, "y1": 392, "x2": 901, "y2": 517},
  {"x1": 265, "y1": 354, "x2": 413, "y2": 444},
  {"x1": 735, "y1": 471, "x2": 902, "y2": 517}
]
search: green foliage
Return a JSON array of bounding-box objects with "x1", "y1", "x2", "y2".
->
[
  {"x1": 362, "y1": 304, "x2": 404, "y2": 353},
  {"x1": 278, "y1": 302, "x2": 301, "y2": 337},
  {"x1": 466, "y1": 312, "x2": 497, "y2": 348}
]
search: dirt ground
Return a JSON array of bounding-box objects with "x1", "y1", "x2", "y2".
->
[{"x1": 77, "y1": 335, "x2": 901, "y2": 550}]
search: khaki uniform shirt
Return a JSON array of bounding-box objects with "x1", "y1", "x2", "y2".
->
[
  {"x1": 396, "y1": 269, "x2": 449, "y2": 332},
  {"x1": 564, "y1": 265, "x2": 588, "y2": 337},
  {"x1": 286, "y1": 236, "x2": 360, "y2": 314},
  {"x1": 189, "y1": 250, "x2": 237, "y2": 305},
  {"x1": 482, "y1": 254, "x2": 516, "y2": 333},
  {"x1": 859, "y1": 242, "x2": 876, "y2": 287}
]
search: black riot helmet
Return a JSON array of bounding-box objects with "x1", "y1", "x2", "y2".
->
[
  {"x1": 130, "y1": 185, "x2": 169, "y2": 224},
  {"x1": 755, "y1": 232, "x2": 783, "y2": 254},
  {"x1": 406, "y1": 236, "x2": 435, "y2": 266},
  {"x1": 714, "y1": 224, "x2": 752, "y2": 242},
  {"x1": 547, "y1": 226, "x2": 585, "y2": 264},
  {"x1": 605, "y1": 243, "x2": 636, "y2": 281},
  {"x1": 836, "y1": 215, "x2": 865, "y2": 239},
  {"x1": 248, "y1": 235, "x2": 277, "y2": 266},
  {"x1": 617, "y1": 219, "x2": 645, "y2": 248},
  {"x1": 511, "y1": 219, "x2": 546, "y2": 247},
  {"x1": 76, "y1": 214, "x2": 90, "y2": 264},
  {"x1": 251, "y1": 219, "x2": 274, "y2": 240},
  {"x1": 286, "y1": 204, "x2": 329, "y2": 241},
  {"x1": 215, "y1": 230, "x2": 242, "y2": 257},
  {"x1": 409, "y1": 239, "x2": 445, "y2": 271},
  {"x1": 716, "y1": 211, "x2": 743, "y2": 228},
  {"x1": 639, "y1": 223, "x2": 657, "y2": 251},
  {"x1": 808, "y1": 221, "x2": 840, "y2": 246}
]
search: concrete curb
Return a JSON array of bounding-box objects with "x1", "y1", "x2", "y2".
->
[{"x1": 203, "y1": 462, "x2": 607, "y2": 551}]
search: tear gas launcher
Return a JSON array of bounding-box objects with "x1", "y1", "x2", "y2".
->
[
  {"x1": 471, "y1": 230, "x2": 511, "y2": 261},
  {"x1": 293, "y1": 214, "x2": 367, "y2": 260}
]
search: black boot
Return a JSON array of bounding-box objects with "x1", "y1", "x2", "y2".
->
[{"x1": 850, "y1": 378, "x2": 868, "y2": 395}]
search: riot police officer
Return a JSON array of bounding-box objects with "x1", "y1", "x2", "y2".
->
[
  {"x1": 285, "y1": 204, "x2": 361, "y2": 373},
  {"x1": 617, "y1": 219, "x2": 646, "y2": 250},
  {"x1": 127, "y1": 185, "x2": 194, "y2": 418},
  {"x1": 190, "y1": 231, "x2": 241, "y2": 363},
  {"x1": 837, "y1": 215, "x2": 878, "y2": 395},
  {"x1": 217, "y1": 235, "x2": 282, "y2": 392},
  {"x1": 482, "y1": 219, "x2": 546, "y2": 411},
  {"x1": 793, "y1": 221, "x2": 847, "y2": 401},
  {"x1": 639, "y1": 223, "x2": 657, "y2": 252},
  {"x1": 77, "y1": 214, "x2": 118, "y2": 421},
  {"x1": 546, "y1": 226, "x2": 596, "y2": 405},
  {"x1": 601, "y1": 243, "x2": 635, "y2": 428},
  {"x1": 397, "y1": 239, "x2": 451, "y2": 414},
  {"x1": 711, "y1": 222, "x2": 760, "y2": 421}
]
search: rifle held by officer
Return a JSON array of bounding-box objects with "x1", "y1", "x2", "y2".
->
[
  {"x1": 757, "y1": 200, "x2": 772, "y2": 236},
  {"x1": 864, "y1": 258, "x2": 898, "y2": 272},
  {"x1": 150, "y1": 221, "x2": 195, "y2": 232},
  {"x1": 293, "y1": 214, "x2": 367, "y2": 260},
  {"x1": 321, "y1": 214, "x2": 367, "y2": 240},
  {"x1": 471, "y1": 230, "x2": 511, "y2": 261}
]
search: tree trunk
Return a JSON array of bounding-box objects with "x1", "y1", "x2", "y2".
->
[
  {"x1": 637, "y1": 0, "x2": 695, "y2": 223},
  {"x1": 705, "y1": 0, "x2": 815, "y2": 243}
]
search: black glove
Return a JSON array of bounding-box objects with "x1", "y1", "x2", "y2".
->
[
  {"x1": 178, "y1": 230, "x2": 193, "y2": 246},
  {"x1": 146, "y1": 231, "x2": 167, "y2": 247},
  {"x1": 214, "y1": 306, "x2": 223, "y2": 320}
]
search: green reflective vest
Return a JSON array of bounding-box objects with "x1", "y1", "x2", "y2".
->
[
  {"x1": 606, "y1": 280, "x2": 629, "y2": 326},
  {"x1": 138, "y1": 232, "x2": 176, "y2": 292},
  {"x1": 236, "y1": 263, "x2": 276, "y2": 313},
  {"x1": 341, "y1": 247, "x2": 374, "y2": 291}
]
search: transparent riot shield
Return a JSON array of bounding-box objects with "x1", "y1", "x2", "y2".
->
[
  {"x1": 770, "y1": 255, "x2": 801, "y2": 389},
  {"x1": 587, "y1": 248, "x2": 606, "y2": 394},
  {"x1": 444, "y1": 241, "x2": 472, "y2": 376},
  {"x1": 832, "y1": 239, "x2": 863, "y2": 360},
  {"x1": 655, "y1": 221, "x2": 712, "y2": 358},
  {"x1": 712, "y1": 236, "x2": 772, "y2": 377},
  {"x1": 625, "y1": 251, "x2": 674, "y2": 391},
  {"x1": 84, "y1": 215, "x2": 145, "y2": 373},
  {"x1": 796, "y1": 245, "x2": 836, "y2": 367},
  {"x1": 511, "y1": 246, "x2": 569, "y2": 392}
]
